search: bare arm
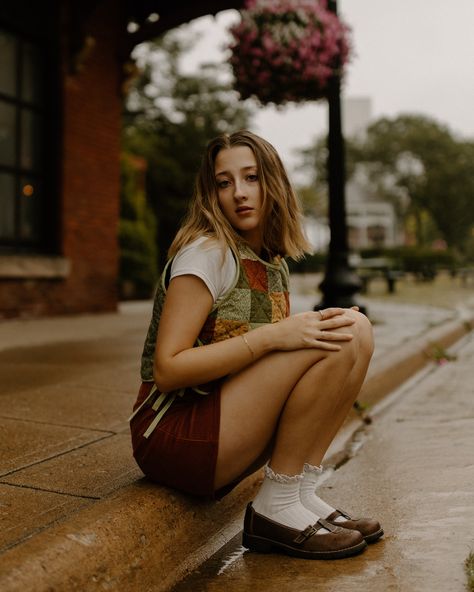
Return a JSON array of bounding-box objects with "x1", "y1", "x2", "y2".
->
[{"x1": 153, "y1": 274, "x2": 357, "y2": 392}]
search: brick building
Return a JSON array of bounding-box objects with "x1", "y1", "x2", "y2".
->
[{"x1": 0, "y1": 1, "x2": 243, "y2": 318}]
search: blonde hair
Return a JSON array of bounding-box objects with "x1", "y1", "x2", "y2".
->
[{"x1": 169, "y1": 130, "x2": 312, "y2": 260}]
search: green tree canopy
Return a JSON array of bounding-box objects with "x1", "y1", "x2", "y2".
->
[
  {"x1": 295, "y1": 134, "x2": 359, "y2": 219},
  {"x1": 123, "y1": 31, "x2": 253, "y2": 270},
  {"x1": 297, "y1": 114, "x2": 474, "y2": 252},
  {"x1": 353, "y1": 115, "x2": 474, "y2": 251},
  {"x1": 119, "y1": 153, "x2": 158, "y2": 299}
]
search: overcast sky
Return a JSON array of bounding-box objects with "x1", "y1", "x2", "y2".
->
[{"x1": 168, "y1": 1, "x2": 474, "y2": 175}]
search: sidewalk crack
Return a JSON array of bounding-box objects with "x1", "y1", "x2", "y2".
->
[
  {"x1": 0, "y1": 481, "x2": 101, "y2": 500},
  {"x1": 0, "y1": 433, "x2": 114, "y2": 479},
  {"x1": 0, "y1": 414, "x2": 120, "y2": 434}
]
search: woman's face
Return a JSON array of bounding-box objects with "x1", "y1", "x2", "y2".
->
[{"x1": 214, "y1": 145, "x2": 263, "y2": 252}]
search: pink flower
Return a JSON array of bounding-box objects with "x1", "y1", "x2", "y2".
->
[{"x1": 229, "y1": 0, "x2": 351, "y2": 105}]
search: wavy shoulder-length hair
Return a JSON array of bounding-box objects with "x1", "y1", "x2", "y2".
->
[{"x1": 168, "y1": 130, "x2": 312, "y2": 260}]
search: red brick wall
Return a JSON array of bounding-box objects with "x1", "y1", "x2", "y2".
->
[
  {"x1": 0, "y1": 0, "x2": 122, "y2": 318},
  {"x1": 60, "y1": 0, "x2": 121, "y2": 315}
]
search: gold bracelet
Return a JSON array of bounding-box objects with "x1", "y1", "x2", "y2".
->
[{"x1": 241, "y1": 333, "x2": 255, "y2": 359}]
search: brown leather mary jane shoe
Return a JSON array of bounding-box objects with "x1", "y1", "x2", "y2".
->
[
  {"x1": 242, "y1": 503, "x2": 367, "y2": 560},
  {"x1": 325, "y1": 508, "x2": 384, "y2": 544}
]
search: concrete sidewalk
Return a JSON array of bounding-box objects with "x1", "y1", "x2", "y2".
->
[
  {"x1": 0, "y1": 288, "x2": 473, "y2": 590},
  {"x1": 172, "y1": 330, "x2": 474, "y2": 591}
]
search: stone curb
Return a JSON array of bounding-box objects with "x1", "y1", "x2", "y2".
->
[
  {"x1": 1, "y1": 314, "x2": 472, "y2": 592},
  {"x1": 323, "y1": 312, "x2": 474, "y2": 468},
  {"x1": 362, "y1": 313, "x2": 473, "y2": 407}
]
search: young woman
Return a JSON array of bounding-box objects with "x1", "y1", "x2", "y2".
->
[{"x1": 130, "y1": 130, "x2": 382, "y2": 560}]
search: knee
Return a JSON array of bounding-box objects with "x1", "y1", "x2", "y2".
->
[
  {"x1": 330, "y1": 312, "x2": 373, "y2": 375},
  {"x1": 350, "y1": 311, "x2": 374, "y2": 360}
]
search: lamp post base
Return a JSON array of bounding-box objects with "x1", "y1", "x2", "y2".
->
[{"x1": 314, "y1": 255, "x2": 366, "y2": 315}]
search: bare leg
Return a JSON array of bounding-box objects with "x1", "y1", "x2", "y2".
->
[
  {"x1": 272, "y1": 314, "x2": 374, "y2": 473},
  {"x1": 215, "y1": 311, "x2": 373, "y2": 489}
]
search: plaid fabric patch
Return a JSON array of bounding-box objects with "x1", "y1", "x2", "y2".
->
[
  {"x1": 217, "y1": 288, "x2": 252, "y2": 321},
  {"x1": 270, "y1": 291, "x2": 289, "y2": 321},
  {"x1": 241, "y1": 259, "x2": 268, "y2": 292},
  {"x1": 250, "y1": 289, "x2": 273, "y2": 323},
  {"x1": 212, "y1": 319, "x2": 250, "y2": 342}
]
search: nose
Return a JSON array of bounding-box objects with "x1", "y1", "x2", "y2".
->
[{"x1": 233, "y1": 179, "x2": 247, "y2": 201}]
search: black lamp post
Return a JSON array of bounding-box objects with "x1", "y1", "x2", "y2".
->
[{"x1": 315, "y1": 0, "x2": 364, "y2": 312}]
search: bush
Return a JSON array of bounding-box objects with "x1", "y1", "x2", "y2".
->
[
  {"x1": 287, "y1": 252, "x2": 327, "y2": 274},
  {"x1": 359, "y1": 246, "x2": 460, "y2": 280},
  {"x1": 119, "y1": 154, "x2": 158, "y2": 300},
  {"x1": 119, "y1": 220, "x2": 158, "y2": 299}
]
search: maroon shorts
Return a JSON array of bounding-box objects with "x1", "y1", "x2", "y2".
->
[{"x1": 130, "y1": 382, "x2": 234, "y2": 498}]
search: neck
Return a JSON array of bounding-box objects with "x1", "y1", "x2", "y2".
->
[{"x1": 240, "y1": 231, "x2": 263, "y2": 256}]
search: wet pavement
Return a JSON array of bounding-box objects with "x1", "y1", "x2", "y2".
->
[
  {"x1": 0, "y1": 297, "x2": 456, "y2": 552},
  {"x1": 171, "y1": 332, "x2": 474, "y2": 592},
  {"x1": 0, "y1": 288, "x2": 473, "y2": 590},
  {"x1": 0, "y1": 305, "x2": 147, "y2": 553}
]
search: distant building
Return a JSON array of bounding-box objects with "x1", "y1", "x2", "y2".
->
[
  {"x1": 343, "y1": 97, "x2": 402, "y2": 250},
  {"x1": 346, "y1": 173, "x2": 399, "y2": 249}
]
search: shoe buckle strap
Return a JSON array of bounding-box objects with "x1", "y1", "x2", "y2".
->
[
  {"x1": 336, "y1": 508, "x2": 354, "y2": 520},
  {"x1": 317, "y1": 518, "x2": 340, "y2": 533},
  {"x1": 293, "y1": 524, "x2": 319, "y2": 544}
]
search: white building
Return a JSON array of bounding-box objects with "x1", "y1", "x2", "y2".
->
[
  {"x1": 346, "y1": 173, "x2": 399, "y2": 249},
  {"x1": 343, "y1": 97, "x2": 402, "y2": 250}
]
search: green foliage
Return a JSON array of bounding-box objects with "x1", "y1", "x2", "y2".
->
[
  {"x1": 296, "y1": 184, "x2": 327, "y2": 218},
  {"x1": 119, "y1": 154, "x2": 158, "y2": 299},
  {"x1": 295, "y1": 134, "x2": 359, "y2": 216},
  {"x1": 119, "y1": 220, "x2": 158, "y2": 298},
  {"x1": 359, "y1": 246, "x2": 461, "y2": 280},
  {"x1": 123, "y1": 31, "x2": 253, "y2": 269},
  {"x1": 286, "y1": 252, "x2": 326, "y2": 274},
  {"x1": 296, "y1": 114, "x2": 474, "y2": 253},
  {"x1": 466, "y1": 551, "x2": 474, "y2": 592},
  {"x1": 426, "y1": 343, "x2": 457, "y2": 365},
  {"x1": 353, "y1": 115, "x2": 474, "y2": 251},
  {"x1": 297, "y1": 134, "x2": 359, "y2": 188}
]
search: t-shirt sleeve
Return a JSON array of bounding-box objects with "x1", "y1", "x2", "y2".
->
[{"x1": 170, "y1": 237, "x2": 236, "y2": 302}]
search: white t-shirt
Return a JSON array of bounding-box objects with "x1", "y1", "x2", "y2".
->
[{"x1": 170, "y1": 237, "x2": 237, "y2": 302}]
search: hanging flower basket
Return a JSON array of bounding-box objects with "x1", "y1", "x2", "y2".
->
[{"x1": 228, "y1": 0, "x2": 351, "y2": 106}]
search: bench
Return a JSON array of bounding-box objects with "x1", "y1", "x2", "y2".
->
[{"x1": 357, "y1": 258, "x2": 404, "y2": 294}]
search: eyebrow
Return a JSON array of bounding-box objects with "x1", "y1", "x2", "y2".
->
[{"x1": 215, "y1": 165, "x2": 257, "y2": 177}]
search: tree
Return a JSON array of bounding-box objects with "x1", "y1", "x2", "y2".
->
[
  {"x1": 423, "y1": 139, "x2": 474, "y2": 253},
  {"x1": 353, "y1": 115, "x2": 474, "y2": 251},
  {"x1": 123, "y1": 32, "x2": 253, "y2": 270},
  {"x1": 298, "y1": 114, "x2": 474, "y2": 253},
  {"x1": 295, "y1": 134, "x2": 359, "y2": 219},
  {"x1": 119, "y1": 153, "x2": 158, "y2": 299}
]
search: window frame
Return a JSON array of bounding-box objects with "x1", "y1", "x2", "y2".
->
[{"x1": 0, "y1": 16, "x2": 60, "y2": 255}]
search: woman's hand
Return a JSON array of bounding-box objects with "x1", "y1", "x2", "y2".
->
[{"x1": 268, "y1": 308, "x2": 357, "y2": 352}]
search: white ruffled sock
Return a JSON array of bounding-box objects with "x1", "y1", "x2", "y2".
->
[
  {"x1": 300, "y1": 463, "x2": 345, "y2": 522},
  {"x1": 252, "y1": 465, "x2": 329, "y2": 532}
]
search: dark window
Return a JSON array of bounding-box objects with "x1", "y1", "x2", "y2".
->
[{"x1": 0, "y1": 27, "x2": 54, "y2": 252}]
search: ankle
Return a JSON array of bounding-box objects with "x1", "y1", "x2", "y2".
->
[
  {"x1": 252, "y1": 465, "x2": 321, "y2": 531},
  {"x1": 300, "y1": 463, "x2": 335, "y2": 519},
  {"x1": 264, "y1": 464, "x2": 304, "y2": 483}
]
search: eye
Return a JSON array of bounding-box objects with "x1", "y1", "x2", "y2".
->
[
  {"x1": 217, "y1": 179, "x2": 231, "y2": 189},
  {"x1": 246, "y1": 174, "x2": 258, "y2": 182}
]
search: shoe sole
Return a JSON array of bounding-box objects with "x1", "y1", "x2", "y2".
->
[
  {"x1": 364, "y1": 528, "x2": 384, "y2": 544},
  {"x1": 242, "y1": 532, "x2": 367, "y2": 560}
]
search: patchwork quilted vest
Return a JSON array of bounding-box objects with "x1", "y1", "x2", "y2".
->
[{"x1": 131, "y1": 241, "x2": 290, "y2": 437}]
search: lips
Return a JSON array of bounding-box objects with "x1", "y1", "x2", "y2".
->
[{"x1": 235, "y1": 206, "x2": 253, "y2": 213}]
